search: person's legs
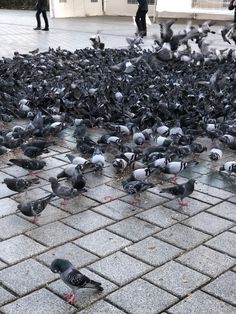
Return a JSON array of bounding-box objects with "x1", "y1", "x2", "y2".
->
[
  {"x1": 140, "y1": 10, "x2": 148, "y2": 36},
  {"x1": 34, "y1": 9, "x2": 41, "y2": 29},
  {"x1": 135, "y1": 7, "x2": 142, "y2": 34},
  {"x1": 42, "y1": 10, "x2": 49, "y2": 30}
]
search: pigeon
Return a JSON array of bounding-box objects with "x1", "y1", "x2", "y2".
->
[
  {"x1": 3, "y1": 177, "x2": 40, "y2": 193},
  {"x1": 9, "y1": 159, "x2": 46, "y2": 173},
  {"x1": 209, "y1": 147, "x2": 223, "y2": 161},
  {"x1": 21, "y1": 144, "x2": 49, "y2": 158},
  {"x1": 50, "y1": 259, "x2": 103, "y2": 304},
  {"x1": 159, "y1": 161, "x2": 190, "y2": 181},
  {"x1": 65, "y1": 154, "x2": 90, "y2": 169},
  {"x1": 57, "y1": 164, "x2": 80, "y2": 179},
  {"x1": 49, "y1": 177, "x2": 77, "y2": 203},
  {"x1": 91, "y1": 145, "x2": 105, "y2": 171},
  {"x1": 219, "y1": 161, "x2": 236, "y2": 176},
  {"x1": 122, "y1": 180, "x2": 154, "y2": 203},
  {"x1": 160, "y1": 178, "x2": 196, "y2": 206},
  {"x1": 127, "y1": 168, "x2": 152, "y2": 182},
  {"x1": 17, "y1": 193, "x2": 55, "y2": 222},
  {"x1": 71, "y1": 166, "x2": 86, "y2": 191}
]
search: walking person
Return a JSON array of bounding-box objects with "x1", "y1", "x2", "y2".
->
[
  {"x1": 34, "y1": 0, "x2": 49, "y2": 31},
  {"x1": 228, "y1": 0, "x2": 236, "y2": 24},
  {"x1": 135, "y1": 0, "x2": 148, "y2": 37}
]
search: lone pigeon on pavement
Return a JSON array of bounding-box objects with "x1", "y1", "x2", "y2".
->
[
  {"x1": 9, "y1": 158, "x2": 46, "y2": 174},
  {"x1": 122, "y1": 180, "x2": 154, "y2": 204},
  {"x1": 3, "y1": 177, "x2": 40, "y2": 193},
  {"x1": 49, "y1": 177, "x2": 77, "y2": 204}
]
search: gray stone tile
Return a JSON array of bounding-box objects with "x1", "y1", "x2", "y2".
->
[
  {"x1": 107, "y1": 279, "x2": 178, "y2": 314},
  {"x1": 202, "y1": 271, "x2": 236, "y2": 306},
  {"x1": 231, "y1": 226, "x2": 236, "y2": 233},
  {"x1": 0, "y1": 215, "x2": 35, "y2": 239},
  {"x1": 194, "y1": 183, "x2": 234, "y2": 200},
  {"x1": 37, "y1": 167, "x2": 66, "y2": 181},
  {"x1": 48, "y1": 268, "x2": 117, "y2": 310},
  {"x1": 0, "y1": 259, "x2": 56, "y2": 296},
  {"x1": 177, "y1": 245, "x2": 235, "y2": 277},
  {"x1": 183, "y1": 212, "x2": 234, "y2": 235},
  {"x1": 125, "y1": 237, "x2": 183, "y2": 266},
  {"x1": 190, "y1": 191, "x2": 222, "y2": 205},
  {"x1": 155, "y1": 224, "x2": 211, "y2": 250},
  {"x1": 75, "y1": 230, "x2": 131, "y2": 257},
  {"x1": 37, "y1": 243, "x2": 97, "y2": 268},
  {"x1": 121, "y1": 191, "x2": 168, "y2": 209},
  {"x1": 93, "y1": 199, "x2": 142, "y2": 220},
  {"x1": 1, "y1": 165, "x2": 29, "y2": 178},
  {"x1": 205, "y1": 231, "x2": 236, "y2": 257},
  {"x1": 228, "y1": 196, "x2": 236, "y2": 204},
  {"x1": 26, "y1": 221, "x2": 82, "y2": 246},
  {"x1": 0, "y1": 261, "x2": 7, "y2": 270},
  {"x1": 107, "y1": 217, "x2": 160, "y2": 242},
  {"x1": 163, "y1": 198, "x2": 210, "y2": 216},
  {"x1": 207, "y1": 201, "x2": 236, "y2": 222},
  {"x1": 136, "y1": 206, "x2": 188, "y2": 228},
  {"x1": 0, "y1": 235, "x2": 46, "y2": 264},
  {"x1": 1, "y1": 288, "x2": 76, "y2": 314},
  {"x1": 42, "y1": 156, "x2": 67, "y2": 169},
  {"x1": 63, "y1": 210, "x2": 113, "y2": 234},
  {"x1": 78, "y1": 301, "x2": 125, "y2": 314},
  {"x1": 84, "y1": 184, "x2": 126, "y2": 203},
  {"x1": 0, "y1": 198, "x2": 18, "y2": 218},
  {"x1": 144, "y1": 261, "x2": 210, "y2": 297},
  {"x1": 89, "y1": 252, "x2": 152, "y2": 286},
  {"x1": 0, "y1": 287, "x2": 15, "y2": 307},
  {"x1": 52, "y1": 196, "x2": 99, "y2": 214},
  {"x1": 50, "y1": 146, "x2": 71, "y2": 153},
  {"x1": 168, "y1": 290, "x2": 236, "y2": 314},
  {"x1": 12, "y1": 188, "x2": 51, "y2": 203},
  {"x1": 84, "y1": 172, "x2": 112, "y2": 188}
]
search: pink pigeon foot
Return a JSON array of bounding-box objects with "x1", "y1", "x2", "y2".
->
[
  {"x1": 64, "y1": 291, "x2": 73, "y2": 298},
  {"x1": 104, "y1": 195, "x2": 113, "y2": 201},
  {"x1": 32, "y1": 216, "x2": 39, "y2": 223},
  {"x1": 66, "y1": 294, "x2": 75, "y2": 304},
  {"x1": 169, "y1": 176, "x2": 177, "y2": 183},
  {"x1": 132, "y1": 196, "x2": 141, "y2": 205},
  {"x1": 177, "y1": 199, "x2": 188, "y2": 206}
]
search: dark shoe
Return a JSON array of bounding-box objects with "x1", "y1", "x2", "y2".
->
[
  {"x1": 42, "y1": 28, "x2": 49, "y2": 31},
  {"x1": 33, "y1": 27, "x2": 41, "y2": 30}
]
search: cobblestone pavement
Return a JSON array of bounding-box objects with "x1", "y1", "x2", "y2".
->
[{"x1": 0, "y1": 9, "x2": 236, "y2": 314}]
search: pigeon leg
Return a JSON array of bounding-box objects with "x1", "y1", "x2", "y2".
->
[
  {"x1": 132, "y1": 196, "x2": 141, "y2": 205},
  {"x1": 32, "y1": 216, "x2": 39, "y2": 223},
  {"x1": 66, "y1": 294, "x2": 75, "y2": 304},
  {"x1": 104, "y1": 195, "x2": 113, "y2": 201},
  {"x1": 177, "y1": 198, "x2": 188, "y2": 206},
  {"x1": 28, "y1": 171, "x2": 37, "y2": 176},
  {"x1": 64, "y1": 291, "x2": 73, "y2": 298},
  {"x1": 169, "y1": 176, "x2": 177, "y2": 182},
  {"x1": 60, "y1": 198, "x2": 69, "y2": 206}
]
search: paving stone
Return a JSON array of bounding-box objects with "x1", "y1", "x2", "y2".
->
[
  {"x1": 197, "y1": 174, "x2": 232, "y2": 189},
  {"x1": 194, "y1": 183, "x2": 234, "y2": 199},
  {"x1": 168, "y1": 290, "x2": 236, "y2": 314},
  {"x1": 205, "y1": 231, "x2": 236, "y2": 257},
  {"x1": 26, "y1": 221, "x2": 82, "y2": 246},
  {"x1": 52, "y1": 196, "x2": 99, "y2": 214},
  {"x1": 89, "y1": 252, "x2": 152, "y2": 286},
  {"x1": 37, "y1": 167, "x2": 66, "y2": 181},
  {"x1": 107, "y1": 217, "x2": 160, "y2": 242},
  {"x1": 84, "y1": 172, "x2": 112, "y2": 188},
  {"x1": 50, "y1": 146, "x2": 71, "y2": 153},
  {"x1": 0, "y1": 259, "x2": 56, "y2": 296},
  {"x1": 1, "y1": 165, "x2": 29, "y2": 178},
  {"x1": 183, "y1": 212, "x2": 234, "y2": 235},
  {"x1": 37, "y1": 243, "x2": 97, "y2": 268},
  {"x1": 84, "y1": 184, "x2": 126, "y2": 203},
  {"x1": 42, "y1": 156, "x2": 67, "y2": 170},
  {"x1": 190, "y1": 191, "x2": 222, "y2": 205},
  {"x1": 78, "y1": 301, "x2": 124, "y2": 314},
  {"x1": 155, "y1": 224, "x2": 211, "y2": 250},
  {"x1": 0, "y1": 215, "x2": 35, "y2": 239},
  {"x1": 0, "y1": 235, "x2": 46, "y2": 264},
  {"x1": 107, "y1": 279, "x2": 178, "y2": 314},
  {"x1": 1, "y1": 288, "x2": 76, "y2": 314},
  {"x1": 0, "y1": 198, "x2": 20, "y2": 218},
  {"x1": 12, "y1": 188, "x2": 50, "y2": 203},
  {"x1": 207, "y1": 201, "x2": 236, "y2": 222},
  {"x1": 75, "y1": 230, "x2": 131, "y2": 257},
  {"x1": 0, "y1": 261, "x2": 7, "y2": 270},
  {"x1": 144, "y1": 261, "x2": 210, "y2": 297},
  {"x1": 231, "y1": 226, "x2": 236, "y2": 233},
  {"x1": 125, "y1": 237, "x2": 183, "y2": 266},
  {"x1": 163, "y1": 198, "x2": 210, "y2": 216},
  {"x1": 228, "y1": 196, "x2": 236, "y2": 204},
  {"x1": 136, "y1": 206, "x2": 188, "y2": 228},
  {"x1": 177, "y1": 245, "x2": 235, "y2": 277},
  {"x1": 63, "y1": 210, "x2": 113, "y2": 234},
  {"x1": 202, "y1": 271, "x2": 236, "y2": 306},
  {"x1": 121, "y1": 191, "x2": 168, "y2": 209},
  {"x1": 93, "y1": 199, "x2": 142, "y2": 220},
  {"x1": 0, "y1": 287, "x2": 16, "y2": 307},
  {"x1": 48, "y1": 268, "x2": 117, "y2": 310}
]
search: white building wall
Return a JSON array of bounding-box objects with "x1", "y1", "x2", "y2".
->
[
  {"x1": 157, "y1": 0, "x2": 192, "y2": 12},
  {"x1": 105, "y1": 0, "x2": 156, "y2": 17}
]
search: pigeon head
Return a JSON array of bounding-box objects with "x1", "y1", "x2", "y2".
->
[
  {"x1": 50, "y1": 259, "x2": 72, "y2": 273},
  {"x1": 49, "y1": 177, "x2": 57, "y2": 184}
]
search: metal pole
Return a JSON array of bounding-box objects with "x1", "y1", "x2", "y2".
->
[{"x1": 153, "y1": 0, "x2": 158, "y2": 23}]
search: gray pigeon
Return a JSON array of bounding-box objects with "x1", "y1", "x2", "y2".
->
[
  {"x1": 9, "y1": 159, "x2": 46, "y2": 173},
  {"x1": 122, "y1": 180, "x2": 154, "y2": 204},
  {"x1": 49, "y1": 177, "x2": 77, "y2": 203},
  {"x1": 50, "y1": 259, "x2": 103, "y2": 304},
  {"x1": 160, "y1": 178, "x2": 196, "y2": 206},
  {"x1": 3, "y1": 177, "x2": 40, "y2": 193}
]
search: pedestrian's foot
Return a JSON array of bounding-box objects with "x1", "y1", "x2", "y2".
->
[
  {"x1": 42, "y1": 28, "x2": 49, "y2": 31},
  {"x1": 33, "y1": 27, "x2": 41, "y2": 30}
]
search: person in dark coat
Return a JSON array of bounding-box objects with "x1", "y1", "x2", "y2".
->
[
  {"x1": 135, "y1": 0, "x2": 148, "y2": 37},
  {"x1": 228, "y1": 0, "x2": 236, "y2": 24},
  {"x1": 34, "y1": 0, "x2": 49, "y2": 31}
]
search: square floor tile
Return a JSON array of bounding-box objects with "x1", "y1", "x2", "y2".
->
[
  {"x1": 144, "y1": 261, "x2": 210, "y2": 297},
  {"x1": 163, "y1": 198, "x2": 210, "y2": 216},
  {"x1": 0, "y1": 259, "x2": 56, "y2": 296},
  {"x1": 194, "y1": 183, "x2": 234, "y2": 200},
  {"x1": 75, "y1": 230, "x2": 131, "y2": 257},
  {"x1": 1, "y1": 288, "x2": 75, "y2": 314},
  {"x1": 207, "y1": 202, "x2": 236, "y2": 222},
  {"x1": 136, "y1": 206, "x2": 187, "y2": 228},
  {"x1": 52, "y1": 196, "x2": 99, "y2": 214},
  {"x1": 0, "y1": 215, "x2": 35, "y2": 239},
  {"x1": 84, "y1": 172, "x2": 111, "y2": 188},
  {"x1": 183, "y1": 212, "x2": 233, "y2": 235},
  {"x1": 107, "y1": 279, "x2": 177, "y2": 314},
  {"x1": 84, "y1": 185, "x2": 126, "y2": 203},
  {"x1": 202, "y1": 271, "x2": 236, "y2": 306},
  {"x1": 12, "y1": 188, "x2": 50, "y2": 203},
  {"x1": 0, "y1": 235, "x2": 46, "y2": 264},
  {"x1": 205, "y1": 231, "x2": 236, "y2": 257},
  {"x1": 107, "y1": 217, "x2": 160, "y2": 242},
  {"x1": 190, "y1": 191, "x2": 222, "y2": 205},
  {"x1": 168, "y1": 290, "x2": 235, "y2": 314},
  {"x1": 78, "y1": 301, "x2": 124, "y2": 314},
  {"x1": 42, "y1": 156, "x2": 67, "y2": 169},
  {"x1": 121, "y1": 191, "x2": 167, "y2": 210},
  {"x1": 63, "y1": 210, "x2": 113, "y2": 233},
  {"x1": 177, "y1": 245, "x2": 235, "y2": 277},
  {"x1": 26, "y1": 221, "x2": 82, "y2": 246},
  {"x1": 125, "y1": 237, "x2": 183, "y2": 266},
  {"x1": 89, "y1": 252, "x2": 152, "y2": 286},
  {"x1": 155, "y1": 224, "x2": 211, "y2": 250},
  {"x1": 0, "y1": 286, "x2": 15, "y2": 306},
  {"x1": 37, "y1": 243, "x2": 97, "y2": 268},
  {"x1": 0, "y1": 198, "x2": 18, "y2": 218}
]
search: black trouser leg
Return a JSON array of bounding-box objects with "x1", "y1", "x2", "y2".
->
[
  {"x1": 36, "y1": 10, "x2": 41, "y2": 28},
  {"x1": 42, "y1": 10, "x2": 49, "y2": 29},
  {"x1": 140, "y1": 10, "x2": 148, "y2": 35},
  {"x1": 135, "y1": 7, "x2": 143, "y2": 33}
]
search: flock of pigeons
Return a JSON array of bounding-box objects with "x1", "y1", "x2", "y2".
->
[{"x1": 0, "y1": 19, "x2": 236, "y2": 304}]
